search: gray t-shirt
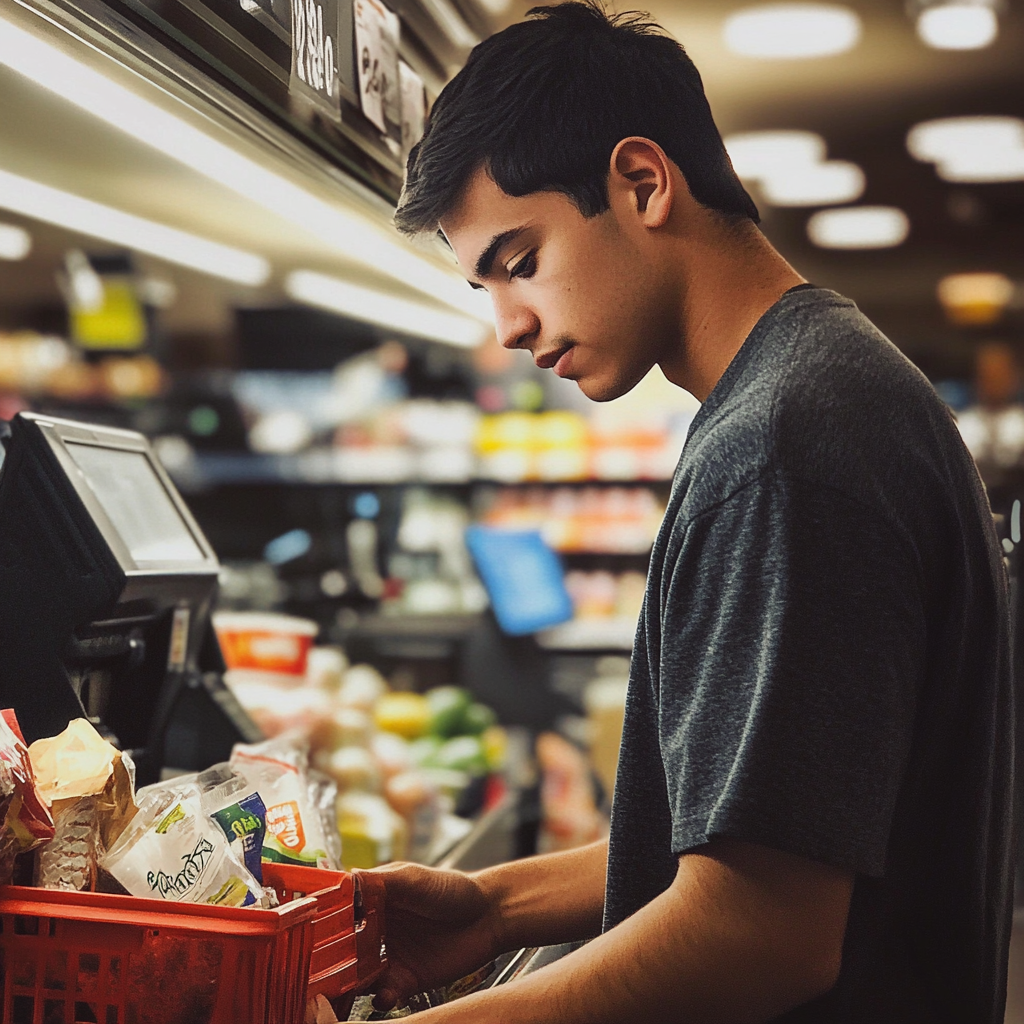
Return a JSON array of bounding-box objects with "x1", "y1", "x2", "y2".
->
[{"x1": 604, "y1": 286, "x2": 1014, "y2": 1023}]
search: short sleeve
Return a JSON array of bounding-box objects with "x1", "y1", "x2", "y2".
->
[{"x1": 658, "y1": 469, "x2": 925, "y2": 876}]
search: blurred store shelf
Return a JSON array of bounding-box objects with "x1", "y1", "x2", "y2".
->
[
  {"x1": 167, "y1": 449, "x2": 676, "y2": 490},
  {"x1": 536, "y1": 618, "x2": 638, "y2": 652}
]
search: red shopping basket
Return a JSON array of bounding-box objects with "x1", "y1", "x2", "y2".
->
[{"x1": 0, "y1": 864, "x2": 386, "y2": 1024}]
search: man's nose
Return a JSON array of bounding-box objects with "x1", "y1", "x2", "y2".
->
[{"x1": 492, "y1": 293, "x2": 538, "y2": 351}]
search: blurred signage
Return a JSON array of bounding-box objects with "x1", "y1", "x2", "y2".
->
[
  {"x1": 354, "y1": 0, "x2": 399, "y2": 135},
  {"x1": 289, "y1": 0, "x2": 342, "y2": 118},
  {"x1": 64, "y1": 252, "x2": 148, "y2": 353}
]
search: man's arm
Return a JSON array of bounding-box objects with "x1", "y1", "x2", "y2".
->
[
  {"x1": 411, "y1": 838, "x2": 854, "y2": 1024},
  {"x1": 478, "y1": 837, "x2": 608, "y2": 950},
  {"x1": 370, "y1": 839, "x2": 608, "y2": 1010}
]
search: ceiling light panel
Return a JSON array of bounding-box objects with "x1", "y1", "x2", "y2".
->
[
  {"x1": 760, "y1": 161, "x2": 864, "y2": 206},
  {"x1": 916, "y1": 3, "x2": 998, "y2": 50},
  {"x1": 908, "y1": 116, "x2": 1024, "y2": 182},
  {"x1": 0, "y1": 223, "x2": 31, "y2": 260},
  {"x1": 807, "y1": 206, "x2": 910, "y2": 249},
  {"x1": 0, "y1": 11, "x2": 491, "y2": 326},
  {"x1": 285, "y1": 271, "x2": 490, "y2": 348},
  {"x1": 723, "y1": 4, "x2": 862, "y2": 60},
  {"x1": 0, "y1": 168, "x2": 270, "y2": 284},
  {"x1": 725, "y1": 130, "x2": 864, "y2": 206},
  {"x1": 726, "y1": 131, "x2": 827, "y2": 177}
]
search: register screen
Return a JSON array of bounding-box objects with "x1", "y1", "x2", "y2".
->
[{"x1": 66, "y1": 443, "x2": 205, "y2": 563}]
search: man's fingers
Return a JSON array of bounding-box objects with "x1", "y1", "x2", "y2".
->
[
  {"x1": 370, "y1": 962, "x2": 421, "y2": 1011},
  {"x1": 365, "y1": 862, "x2": 483, "y2": 920},
  {"x1": 371, "y1": 988, "x2": 397, "y2": 1012}
]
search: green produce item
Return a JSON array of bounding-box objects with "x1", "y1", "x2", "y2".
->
[
  {"x1": 409, "y1": 735, "x2": 444, "y2": 767},
  {"x1": 461, "y1": 703, "x2": 497, "y2": 736},
  {"x1": 426, "y1": 686, "x2": 472, "y2": 738},
  {"x1": 433, "y1": 735, "x2": 488, "y2": 776}
]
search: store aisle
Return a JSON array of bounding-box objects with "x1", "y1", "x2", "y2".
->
[{"x1": 1007, "y1": 913, "x2": 1024, "y2": 1023}]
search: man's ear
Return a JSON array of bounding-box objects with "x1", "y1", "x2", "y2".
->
[{"x1": 609, "y1": 137, "x2": 675, "y2": 229}]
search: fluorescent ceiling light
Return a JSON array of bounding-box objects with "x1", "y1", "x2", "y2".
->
[
  {"x1": 0, "y1": 223, "x2": 31, "y2": 260},
  {"x1": 723, "y1": 4, "x2": 861, "y2": 59},
  {"x1": 726, "y1": 131, "x2": 826, "y2": 178},
  {"x1": 419, "y1": 0, "x2": 479, "y2": 48},
  {"x1": 907, "y1": 116, "x2": 1024, "y2": 182},
  {"x1": 760, "y1": 161, "x2": 864, "y2": 206},
  {"x1": 0, "y1": 11, "x2": 489, "y2": 324},
  {"x1": 916, "y1": 4, "x2": 998, "y2": 49},
  {"x1": 285, "y1": 270, "x2": 490, "y2": 348},
  {"x1": 725, "y1": 130, "x2": 863, "y2": 206},
  {"x1": 0, "y1": 168, "x2": 270, "y2": 284},
  {"x1": 807, "y1": 206, "x2": 910, "y2": 249}
]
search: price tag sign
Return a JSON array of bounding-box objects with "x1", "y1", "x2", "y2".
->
[
  {"x1": 399, "y1": 60, "x2": 426, "y2": 154},
  {"x1": 353, "y1": 0, "x2": 396, "y2": 133},
  {"x1": 381, "y1": 8, "x2": 401, "y2": 140},
  {"x1": 290, "y1": 0, "x2": 341, "y2": 119}
]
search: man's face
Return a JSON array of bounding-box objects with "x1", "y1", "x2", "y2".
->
[{"x1": 440, "y1": 166, "x2": 676, "y2": 402}]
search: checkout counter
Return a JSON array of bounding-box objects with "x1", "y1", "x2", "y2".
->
[{"x1": 0, "y1": 410, "x2": 573, "y2": 1018}]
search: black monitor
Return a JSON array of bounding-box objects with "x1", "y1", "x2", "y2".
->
[{"x1": 0, "y1": 412, "x2": 258, "y2": 778}]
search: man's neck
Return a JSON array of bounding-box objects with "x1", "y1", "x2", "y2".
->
[{"x1": 659, "y1": 220, "x2": 805, "y2": 402}]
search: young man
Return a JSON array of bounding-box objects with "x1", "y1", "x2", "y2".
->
[{"x1": 369, "y1": 4, "x2": 1015, "y2": 1021}]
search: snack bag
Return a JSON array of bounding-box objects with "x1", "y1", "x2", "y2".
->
[
  {"x1": 0, "y1": 709, "x2": 55, "y2": 885},
  {"x1": 101, "y1": 777, "x2": 264, "y2": 907},
  {"x1": 29, "y1": 719, "x2": 136, "y2": 891},
  {"x1": 231, "y1": 737, "x2": 334, "y2": 869},
  {"x1": 197, "y1": 762, "x2": 268, "y2": 886}
]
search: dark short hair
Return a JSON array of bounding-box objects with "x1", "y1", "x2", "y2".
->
[{"x1": 394, "y1": 1, "x2": 759, "y2": 235}]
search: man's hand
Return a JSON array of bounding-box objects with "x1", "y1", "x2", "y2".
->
[
  {"x1": 366, "y1": 862, "x2": 502, "y2": 1011},
  {"x1": 365, "y1": 840, "x2": 609, "y2": 1011}
]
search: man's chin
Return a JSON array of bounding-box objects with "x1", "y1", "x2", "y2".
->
[{"x1": 576, "y1": 373, "x2": 645, "y2": 403}]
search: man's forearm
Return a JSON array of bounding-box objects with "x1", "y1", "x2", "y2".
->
[
  {"x1": 414, "y1": 841, "x2": 849, "y2": 1024},
  {"x1": 472, "y1": 839, "x2": 608, "y2": 952}
]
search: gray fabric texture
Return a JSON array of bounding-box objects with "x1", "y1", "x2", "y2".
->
[{"x1": 603, "y1": 287, "x2": 1014, "y2": 1023}]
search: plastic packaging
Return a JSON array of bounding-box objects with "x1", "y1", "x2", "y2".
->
[
  {"x1": 101, "y1": 777, "x2": 264, "y2": 907},
  {"x1": 0, "y1": 709, "x2": 54, "y2": 885},
  {"x1": 197, "y1": 762, "x2": 268, "y2": 886},
  {"x1": 28, "y1": 719, "x2": 136, "y2": 891},
  {"x1": 231, "y1": 736, "x2": 336, "y2": 869}
]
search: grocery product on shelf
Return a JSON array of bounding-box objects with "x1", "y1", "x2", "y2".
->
[
  {"x1": 221, "y1": 650, "x2": 511, "y2": 868},
  {"x1": 479, "y1": 485, "x2": 664, "y2": 554},
  {"x1": 214, "y1": 610, "x2": 320, "y2": 678}
]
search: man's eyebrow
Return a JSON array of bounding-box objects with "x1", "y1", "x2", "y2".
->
[{"x1": 474, "y1": 226, "x2": 528, "y2": 280}]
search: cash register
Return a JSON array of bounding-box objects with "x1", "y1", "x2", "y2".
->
[{"x1": 0, "y1": 411, "x2": 260, "y2": 783}]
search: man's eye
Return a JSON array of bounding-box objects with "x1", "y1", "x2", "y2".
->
[{"x1": 509, "y1": 251, "x2": 537, "y2": 280}]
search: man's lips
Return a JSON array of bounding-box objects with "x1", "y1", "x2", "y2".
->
[{"x1": 535, "y1": 344, "x2": 572, "y2": 370}]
